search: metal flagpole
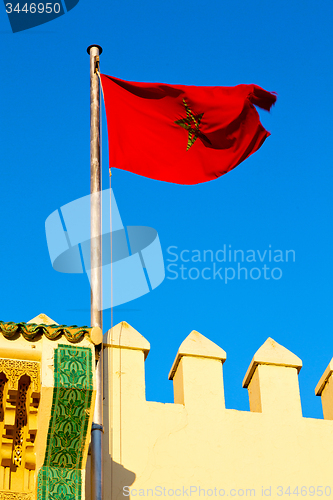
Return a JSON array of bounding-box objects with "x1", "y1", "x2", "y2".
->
[{"x1": 87, "y1": 43, "x2": 103, "y2": 500}]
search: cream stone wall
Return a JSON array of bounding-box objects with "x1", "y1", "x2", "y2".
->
[{"x1": 86, "y1": 321, "x2": 333, "y2": 500}]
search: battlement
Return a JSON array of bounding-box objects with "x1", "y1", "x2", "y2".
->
[
  {"x1": 90, "y1": 321, "x2": 333, "y2": 500},
  {"x1": 102, "y1": 321, "x2": 329, "y2": 418}
]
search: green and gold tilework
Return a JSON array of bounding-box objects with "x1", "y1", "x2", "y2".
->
[
  {"x1": 0, "y1": 321, "x2": 92, "y2": 344},
  {"x1": 37, "y1": 345, "x2": 93, "y2": 500}
]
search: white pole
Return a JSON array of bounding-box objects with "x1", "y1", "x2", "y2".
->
[{"x1": 87, "y1": 43, "x2": 103, "y2": 500}]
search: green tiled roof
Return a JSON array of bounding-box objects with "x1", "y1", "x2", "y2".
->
[{"x1": 0, "y1": 321, "x2": 91, "y2": 343}]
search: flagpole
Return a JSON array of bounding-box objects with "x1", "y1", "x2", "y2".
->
[{"x1": 87, "y1": 43, "x2": 103, "y2": 500}]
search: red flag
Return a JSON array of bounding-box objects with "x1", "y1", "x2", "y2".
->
[{"x1": 100, "y1": 74, "x2": 276, "y2": 185}]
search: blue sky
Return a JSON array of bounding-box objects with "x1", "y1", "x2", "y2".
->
[{"x1": 1, "y1": 0, "x2": 333, "y2": 418}]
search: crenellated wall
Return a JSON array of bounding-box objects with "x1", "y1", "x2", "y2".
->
[{"x1": 89, "y1": 321, "x2": 333, "y2": 500}]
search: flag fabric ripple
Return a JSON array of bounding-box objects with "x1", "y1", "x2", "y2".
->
[{"x1": 100, "y1": 74, "x2": 277, "y2": 185}]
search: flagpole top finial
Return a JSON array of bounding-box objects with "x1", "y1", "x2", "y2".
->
[{"x1": 87, "y1": 45, "x2": 103, "y2": 55}]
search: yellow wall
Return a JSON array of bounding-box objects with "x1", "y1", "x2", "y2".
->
[{"x1": 86, "y1": 322, "x2": 333, "y2": 500}]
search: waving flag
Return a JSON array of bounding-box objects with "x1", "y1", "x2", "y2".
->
[{"x1": 100, "y1": 74, "x2": 276, "y2": 185}]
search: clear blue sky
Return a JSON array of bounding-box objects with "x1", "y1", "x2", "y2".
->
[{"x1": 1, "y1": 0, "x2": 333, "y2": 418}]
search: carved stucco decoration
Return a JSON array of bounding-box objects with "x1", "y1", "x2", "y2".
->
[
  {"x1": 0, "y1": 360, "x2": 40, "y2": 393},
  {"x1": 0, "y1": 493, "x2": 33, "y2": 499}
]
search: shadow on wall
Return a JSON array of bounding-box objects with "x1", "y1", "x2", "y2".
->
[
  {"x1": 111, "y1": 460, "x2": 136, "y2": 499},
  {"x1": 85, "y1": 456, "x2": 136, "y2": 500}
]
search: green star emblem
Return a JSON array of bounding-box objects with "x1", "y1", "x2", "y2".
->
[{"x1": 175, "y1": 98, "x2": 208, "y2": 151}]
